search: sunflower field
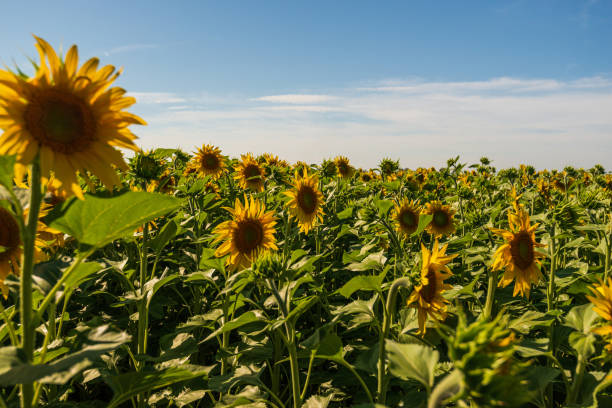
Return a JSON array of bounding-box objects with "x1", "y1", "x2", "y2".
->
[{"x1": 2, "y1": 38, "x2": 612, "y2": 408}]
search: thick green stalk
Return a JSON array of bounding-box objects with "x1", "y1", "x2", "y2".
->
[
  {"x1": 137, "y1": 221, "x2": 149, "y2": 408},
  {"x1": 547, "y1": 224, "x2": 557, "y2": 312},
  {"x1": 482, "y1": 269, "x2": 496, "y2": 321},
  {"x1": 566, "y1": 353, "x2": 586, "y2": 404},
  {"x1": 377, "y1": 277, "x2": 412, "y2": 404},
  {"x1": 20, "y1": 158, "x2": 43, "y2": 408},
  {"x1": 287, "y1": 331, "x2": 301, "y2": 408}
]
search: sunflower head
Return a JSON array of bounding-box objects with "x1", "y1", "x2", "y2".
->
[
  {"x1": 587, "y1": 278, "x2": 612, "y2": 351},
  {"x1": 490, "y1": 208, "x2": 546, "y2": 297},
  {"x1": 213, "y1": 195, "x2": 277, "y2": 271},
  {"x1": 407, "y1": 240, "x2": 456, "y2": 335},
  {"x1": 284, "y1": 169, "x2": 324, "y2": 234},
  {"x1": 130, "y1": 150, "x2": 165, "y2": 181},
  {"x1": 193, "y1": 144, "x2": 225, "y2": 180},
  {"x1": 0, "y1": 36, "x2": 145, "y2": 199},
  {"x1": 392, "y1": 199, "x2": 421, "y2": 236},
  {"x1": 423, "y1": 201, "x2": 456, "y2": 236},
  {"x1": 0, "y1": 206, "x2": 21, "y2": 297},
  {"x1": 235, "y1": 154, "x2": 265, "y2": 192},
  {"x1": 320, "y1": 159, "x2": 337, "y2": 178},
  {"x1": 334, "y1": 156, "x2": 354, "y2": 178}
]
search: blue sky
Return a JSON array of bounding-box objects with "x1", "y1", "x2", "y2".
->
[{"x1": 1, "y1": 1, "x2": 611, "y2": 169}]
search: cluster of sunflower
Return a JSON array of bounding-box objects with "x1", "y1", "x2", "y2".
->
[{"x1": 4, "y1": 36, "x2": 612, "y2": 407}]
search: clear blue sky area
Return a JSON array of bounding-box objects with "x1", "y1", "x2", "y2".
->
[
  {"x1": 2, "y1": 1, "x2": 610, "y2": 94},
  {"x1": 1, "y1": 1, "x2": 611, "y2": 168}
]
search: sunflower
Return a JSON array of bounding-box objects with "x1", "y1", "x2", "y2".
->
[
  {"x1": 0, "y1": 204, "x2": 51, "y2": 298},
  {"x1": 407, "y1": 240, "x2": 457, "y2": 334},
  {"x1": 423, "y1": 201, "x2": 456, "y2": 236},
  {"x1": 334, "y1": 156, "x2": 354, "y2": 178},
  {"x1": 392, "y1": 199, "x2": 421, "y2": 236},
  {"x1": 192, "y1": 144, "x2": 225, "y2": 180},
  {"x1": 284, "y1": 169, "x2": 324, "y2": 234},
  {"x1": 490, "y1": 208, "x2": 546, "y2": 297},
  {"x1": 213, "y1": 195, "x2": 277, "y2": 271},
  {"x1": 235, "y1": 153, "x2": 265, "y2": 192},
  {"x1": 587, "y1": 278, "x2": 612, "y2": 351},
  {"x1": 0, "y1": 36, "x2": 145, "y2": 199}
]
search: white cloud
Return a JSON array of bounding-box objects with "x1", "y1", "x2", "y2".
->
[
  {"x1": 102, "y1": 43, "x2": 157, "y2": 57},
  {"x1": 253, "y1": 94, "x2": 337, "y2": 104},
  {"x1": 131, "y1": 92, "x2": 186, "y2": 104},
  {"x1": 133, "y1": 76, "x2": 612, "y2": 169}
]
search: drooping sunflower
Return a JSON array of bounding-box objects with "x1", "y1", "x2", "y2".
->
[
  {"x1": 407, "y1": 240, "x2": 457, "y2": 334},
  {"x1": 490, "y1": 208, "x2": 546, "y2": 297},
  {"x1": 204, "y1": 181, "x2": 221, "y2": 199},
  {"x1": 213, "y1": 195, "x2": 277, "y2": 271},
  {"x1": 235, "y1": 153, "x2": 265, "y2": 192},
  {"x1": 0, "y1": 36, "x2": 145, "y2": 199},
  {"x1": 423, "y1": 201, "x2": 456, "y2": 236},
  {"x1": 284, "y1": 169, "x2": 324, "y2": 234},
  {"x1": 334, "y1": 156, "x2": 354, "y2": 178},
  {"x1": 587, "y1": 278, "x2": 612, "y2": 351},
  {"x1": 0, "y1": 204, "x2": 51, "y2": 298},
  {"x1": 192, "y1": 144, "x2": 225, "y2": 180},
  {"x1": 392, "y1": 199, "x2": 421, "y2": 236}
]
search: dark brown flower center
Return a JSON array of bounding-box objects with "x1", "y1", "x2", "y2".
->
[
  {"x1": 297, "y1": 185, "x2": 318, "y2": 214},
  {"x1": 433, "y1": 210, "x2": 449, "y2": 227},
  {"x1": 400, "y1": 209, "x2": 417, "y2": 228},
  {"x1": 510, "y1": 231, "x2": 535, "y2": 269},
  {"x1": 421, "y1": 266, "x2": 437, "y2": 303},
  {"x1": 0, "y1": 208, "x2": 21, "y2": 262},
  {"x1": 234, "y1": 220, "x2": 264, "y2": 253},
  {"x1": 338, "y1": 163, "x2": 350, "y2": 176},
  {"x1": 24, "y1": 89, "x2": 95, "y2": 153},
  {"x1": 244, "y1": 164, "x2": 262, "y2": 180},
  {"x1": 201, "y1": 153, "x2": 220, "y2": 170},
  {"x1": 361, "y1": 173, "x2": 371, "y2": 182}
]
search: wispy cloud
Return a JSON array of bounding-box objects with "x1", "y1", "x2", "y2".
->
[
  {"x1": 133, "y1": 76, "x2": 612, "y2": 169},
  {"x1": 102, "y1": 43, "x2": 157, "y2": 57},
  {"x1": 131, "y1": 92, "x2": 186, "y2": 104},
  {"x1": 253, "y1": 94, "x2": 337, "y2": 104}
]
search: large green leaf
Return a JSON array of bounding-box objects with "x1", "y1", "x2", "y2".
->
[
  {"x1": 0, "y1": 326, "x2": 129, "y2": 385},
  {"x1": 337, "y1": 268, "x2": 387, "y2": 298},
  {"x1": 106, "y1": 365, "x2": 212, "y2": 408},
  {"x1": 386, "y1": 340, "x2": 439, "y2": 391},
  {"x1": 46, "y1": 191, "x2": 182, "y2": 248}
]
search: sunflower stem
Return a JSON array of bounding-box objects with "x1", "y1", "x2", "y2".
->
[
  {"x1": 20, "y1": 156, "x2": 42, "y2": 408},
  {"x1": 377, "y1": 277, "x2": 412, "y2": 404},
  {"x1": 482, "y1": 268, "x2": 496, "y2": 321}
]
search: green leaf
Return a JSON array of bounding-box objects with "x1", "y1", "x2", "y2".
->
[
  {"x1": 302, "y1": 394, "x2": 333, "y2": 408},
  {"x1": 347, "y1": 251, "x2": 387, "y2": 272},
  {"x1": 374, "y1": 198, "x2": 394, "y2": 216},
  {"x1": 0, "y1": 154, "x2": 15, "y2": 190},
  {"x1": 337, "y1": 207, "x2": 353, "y2": 220},
  {"x1": 106, "y1": 365, "x2": 212, "y2": 408},
  {"x1": 565, "y1": 303, "x2": 600, "y2": 334},
  {"x1": 509, "y1": 311, "x2": 555, "y2": 334},
  {"x1": 148, "y1": 220, "x2": 178, "y2": 253},
  {"x1": 62, "y1": 262, "x2": 103, "y2": 295},
  {"x1": 386, "y1": 340, "x2": 439, "y2": 391},
  {"x1": 337, "y1": 269, "x2": 387, "y2": 298},
  {"x1": 412, "y1": 213, "x2": 433, "y2": 236},
  {"x1": 203, "y1": 311, "x2": 262, "y2": 342},
  {"x1": 0, "y1": 326, "x2": 129, "y2": 385},
  {"x1": 427, "y1": 369, "x2": 464, "y2": 408},
  {"x1": 46, "y1": 191, "x2": 182, "y2": 248}
]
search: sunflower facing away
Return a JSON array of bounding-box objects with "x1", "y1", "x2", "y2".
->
[
  {"x1": 235, "y1": 153, "x2": 265, "y2": 192},
  {"x1": 285, "y1": 169, "x2": 324, "y2": 234},
  {"x1": 213, "y1": 195, "x2": 277, "y2": 271},
  {"x1": 0, "y1": 204, "x2": 52, "y2": 298},
  {"x1": 491, "y1": 207, "x2": 546, "y2": 297},
  {"x1": 407, "y1": 240, "x2": 457, "y2": 334},
  {"x1": 0, "y1": 36, "x2": 145, "y2": 198},
  {"x1": 191, "y1": 144, "x2": 225, "y2": 180},
  {"x1": 423, "y1": 201, "x2": 456, "y2": 236},
  {"x1": 334, "y1": 156, "x2": 354, "y2": 178},
  {"x1": 392, "y1": 199, "x2": 421, "y2": 236}
]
